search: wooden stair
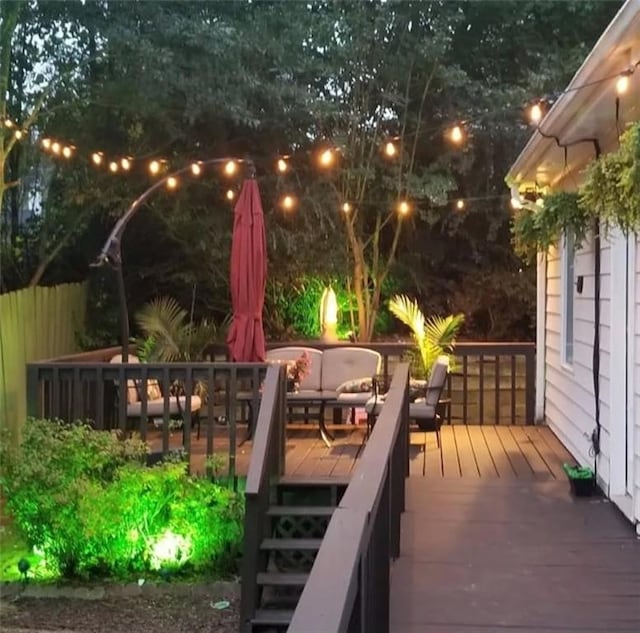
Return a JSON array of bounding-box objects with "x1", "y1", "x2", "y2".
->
[{"x1": 247, "y1": 478, "x2": 348, "y2": 632}]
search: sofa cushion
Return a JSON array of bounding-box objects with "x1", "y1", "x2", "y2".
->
[
  {"x1": 336, "y1": 377, "x2": 373, "y2": 393},
  {"x1": 267, "y1": 347, "x2": 323, "y2": 391},
  {"x1": 127, "y1": 395, "x2": 202, "y2": 418},
  {"x1": 335, "y1": 392, "x2": 372, "y2": 406},
  {"x1": 321, "y1": 347, "x2": 381, "y2": 391},
  {"x1": 110, "y1": 353, "x2": 141, "y2": 404}
]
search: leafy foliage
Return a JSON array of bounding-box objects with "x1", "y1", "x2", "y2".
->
[
  {"x1": 512, "y1": 192, "x2": 589, "y2": 261},
  {"x1": 388, "y1": 295, "x2": 464, "y2": 379},
  {"x1": 0, "y1": 419, "x2": 243, "y2": 579}
]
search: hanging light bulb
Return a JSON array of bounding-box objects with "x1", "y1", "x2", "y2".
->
[
  {"x1": 149, "y1": 160, "x2": 161, "y2": 175},
  {"x1": 226, "y1": 189, "x2": 235, "y2": 201},
  {"x1": 281, "y1": 194, "x2": 297, "y2": 210},
  {"x1": 616, "y1": 74, "x2": 629, "y2": 95},
  {"x1": 384, "y1": 141, "x2": 398, "y2": 158},
  {"x1": 224, "y1": 160, "x2": 238, "y2": 176},
  {"x1": 529, "y1": 103, "x2": 543, "y2": 124},
  {"x1": 190, "y1": 162, "x2": 202, "y2": 176},
  {"x1": 41, "y1": 138, "x2": 52, "y2": 150},
  {"x1": 166, "y1": 176, "x2": 178, "y2": 190},
  {"x1": 120, "y1": 157, "x2": 131, "y2": 171},
  {"x1": 91, "y1": 152, "x2": 104, "y2": 166},
  {"x1": 51, "y1": 141, "x2": 61, "y2": 155},
  {"x1": 14, "y1": 129, "x2": 24, "y2": 140},
  {"x1": 397, "y1": 200, "x2": 411, "y2": 215},
  {"x1": 109, "y1": 161, "x2": 119, "y2": 173},
  {"x1": 62, "y1": 146, "x2": 74, "y2": 159},
  {"x1": 448, "y1": 125, "x2": 464, "y2": 144},
  {"x1": 342, "y1": 202, "x2": 352, "y2": 213},
  {"x1": 277, "y1": 158, "x2": 288, "y2": 173},
  {"x1": 318, "y1": 148, "x2": 335, "y2": 168},
  {"x1": 456, "y1": 199, "x2": 465, "y2": 211},
  {"x1": 4, "y1": 119, "x2": 14, "y2": 128}
]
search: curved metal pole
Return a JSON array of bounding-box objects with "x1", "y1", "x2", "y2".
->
[{"x1": 92, "y1": 156, "x2": 254, "y2": 362}]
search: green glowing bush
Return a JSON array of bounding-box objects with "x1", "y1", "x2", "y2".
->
[{"x1": 0, "y1": 420, "x2": 243, "y2": 579}]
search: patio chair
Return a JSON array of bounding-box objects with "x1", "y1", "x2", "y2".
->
[
  {"x1": 109, "y1": 354, "x2": 202, "y2": 437},
  {"x1": 365, "y1": 356, "x2": 449, "y2": 474}
]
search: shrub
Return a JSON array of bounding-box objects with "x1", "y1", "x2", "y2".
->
[{"x1": 0, "y1": 420, "x2": 243, "y2": 579}]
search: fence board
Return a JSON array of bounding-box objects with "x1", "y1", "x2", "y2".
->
[{"x1": 0, "y1": 283, "x2": 87, "y2": 440}]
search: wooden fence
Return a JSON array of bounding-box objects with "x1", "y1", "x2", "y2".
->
[{"x1": 0, "y1": 283, "x2": 87, "y2": 439}]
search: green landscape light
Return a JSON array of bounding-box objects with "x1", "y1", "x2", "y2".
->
[{"x1": 148, "y1": 529, "x2": 192, "y2": 570}]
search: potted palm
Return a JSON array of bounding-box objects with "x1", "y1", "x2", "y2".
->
[{"x1": 388, "y1": 295, "x2": 464, "y2": 381}]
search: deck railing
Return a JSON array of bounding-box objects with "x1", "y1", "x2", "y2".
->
[
  {"x1": 209, "y1": 340, "x2": 536, "y2": 425},
  {"x1": 288, "y1": 363, "x2": 410, "y2": 633},
  {"x1": 239, "y1": 364, "x2": 287, "y2": 630},
  {"x1": 26, "y1": 347, "x2": 268, "y2": 480}
]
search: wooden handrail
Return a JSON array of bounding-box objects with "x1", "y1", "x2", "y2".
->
[{"x1": 288, "y1": 363, "x2": 410, "y2": 633}]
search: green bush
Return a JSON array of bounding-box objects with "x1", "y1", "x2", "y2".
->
[{"x1": 0, "y1": 420, "x2": 243, "y2": 579}]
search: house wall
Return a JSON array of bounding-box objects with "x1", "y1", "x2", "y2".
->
[{"x1": 634, "y1": 235, "x2": 640, "y2": 528}]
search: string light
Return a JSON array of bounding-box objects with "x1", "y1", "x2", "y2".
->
[
  {"x1": 91, "y1": 152, "x2": 104, "y2": 166},
  {"x1": 529, "y1": 103, "x2": 543, "y2": 124},
  {"x1": 448, "y1": 125, "x2": 464, "y2": 145},
  {"x1": 226, "y1": 189, "x2": 235, "y2": 201},
  {"x1": 4, "y1": 119, "x2": 14, "y2": 128},
  {"x1": 397, "y1": 200, "x2": 411, "y2": 215},
  {"x1": 109, "y1": 161, "x2": 119, "y2": 173},
  {"x1": 149, "y1": 160, "x2": 161, "y2": 175},
  {"x1": 166, "y1": 176, "x2": 178, "y2": 190},
  {"x1": 318, "y1": 148, "x2": 335, "y2": 168},
  {"x1": 456, "y1": 199, "x2": 465, "y2": 211},
  {"x1": 281, "y1": 194, "x2": 297, "y2": 211},
  {"x1": 62, "y1": 146, "x2": 74, "y2": 159},
  {"x1": 41, "y1": 138, "x2": 51, "y2": 150},
  {"x1": 616, "y1": 75, "x2": 629, "y2": 95},
  {"x1": 120, "y1": 157, "x2": 131, "y2": 171},
  {"x1": 190, "y1": 162, "x2": 202, "y2": 176},
  {"x1": 51, "y1": 141, "x2": 61, "y2": 155},
  {"x1": 14, "y1": 130, "x2": 24, "y2": 140},
  {"x1": 341, "y1": 202, "x2": 352, "y2": 213},
  {"x1": 224, "y1": 160, "x2": 238, "y2": 176},
  {"x1": 277, "y1": 158, "x2": 288, "y2": 173},
  {"x1": 384, "y1": 141, "x2": 398, "y2": 158}
]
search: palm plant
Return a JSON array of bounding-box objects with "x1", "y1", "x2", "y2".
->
[
  {"x1": 388, "y1": 295, "x2": 464, "y2": 380},
  {"x1": 135, "y1": 296, "x2": 220, "y2": 362}
]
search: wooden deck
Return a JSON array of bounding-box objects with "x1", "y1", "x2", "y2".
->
[
  {"x1": 390, "y1": 476, "x2": 640, "y2": 631},
  {"x1": 149, "y1": 423, "x2": 576, "y2": 481}
]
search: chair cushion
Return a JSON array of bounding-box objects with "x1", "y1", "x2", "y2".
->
[
  {"x1": 320, "y1": 347, "x2": 381, "y2": 391},
  {"x1": 335, "y1": 392, "x2": 373, "y2": 406},
  {"x1": 409, "y1": 402, "x2": 436, "y2": 419},
  {"x1": 127, "y1": 395, "x2": 202, "y2": 417},
  {"x1": 267, "y1": 347, "x2": 323, "y2": 391},
  {"x1": 110, "y1": 354, "x2": 141, "y2": 404},
  {"x1": 336, "y1": 377, "x2": 373, "y2": 393},
  {"x1": 365, "y1": 395, "x2": 384, "y2": 416},
  {"x1": 286, "y1": 389, "x2": 328, "y2": 402}
]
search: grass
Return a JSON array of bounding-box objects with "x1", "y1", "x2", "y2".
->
[{"x1": 0, "y1": 522, "x2": 54, "y2": 582}]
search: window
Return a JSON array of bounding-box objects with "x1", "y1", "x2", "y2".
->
[{"x1": 561, "y1": 232, "x2": 575, "y2": 365}]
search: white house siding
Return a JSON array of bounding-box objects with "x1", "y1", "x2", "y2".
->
[{"x1": 634, "y1": 235, "x2": 640, "y2": 526}]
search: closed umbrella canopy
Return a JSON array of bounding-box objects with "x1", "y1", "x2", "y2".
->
[{"x1": 226, "y1": 177, "x2": 267, "y2": 362}]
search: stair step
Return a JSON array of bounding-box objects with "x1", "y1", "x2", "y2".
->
[
  {"x1": 267, "y1": 505, "x2": 334, "y2": 517},
  {"x1": 256, "y1": 572, "x2": 309, "y2": 586},
  {"x1": 278, "y1": 475, "x2": 350, "y2": 487},
  {"x1": 261, "y1": 538, "x2": 322, "y2": 551},
  {"x1": 252, "y1": 608, "x2": 294, "y2": 626}
]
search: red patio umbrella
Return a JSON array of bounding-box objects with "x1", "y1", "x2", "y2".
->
[{"x1": 226, "y1": 176, "x2": 267, "y2": 362}]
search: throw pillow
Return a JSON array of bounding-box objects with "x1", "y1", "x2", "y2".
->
[{"x1": 336, "y1": 377, "x2": 373, "y2": 394}]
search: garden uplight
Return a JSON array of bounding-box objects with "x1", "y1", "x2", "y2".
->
[{"x1": 148, "y1": 530, "x2": 192, "y2": 570}]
